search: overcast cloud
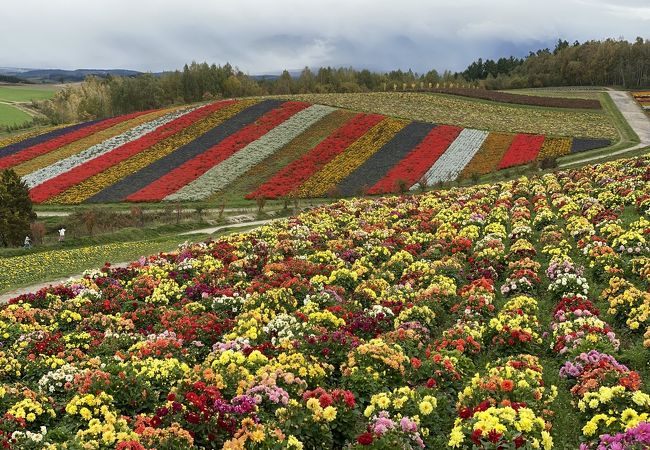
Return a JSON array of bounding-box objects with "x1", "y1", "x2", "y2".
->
[{"x1": 1, "y1": 0, "x2": 648, "y2": 74}]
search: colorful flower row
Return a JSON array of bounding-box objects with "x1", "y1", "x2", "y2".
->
[{"x1": 0, "y1": 100, "x2": 614, "y2": 203}]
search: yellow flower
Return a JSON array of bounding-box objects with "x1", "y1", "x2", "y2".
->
[
  {"x1": 322, "y1": 406, "x2": 337, "y2": 422},
  {"x1": 419, "y1": 401, "x2": 434, "y2": 415}
]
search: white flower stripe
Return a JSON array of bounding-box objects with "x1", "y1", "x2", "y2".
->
[
  {"x1": 411, "y1": 128, "x2": 488, "y2": 189},
  {"x1": 23, "y1": 106, "x2": 198, "y2": 188},
  {"x1": 165, "y1": 105, "x2": 336, "y2": 201}
]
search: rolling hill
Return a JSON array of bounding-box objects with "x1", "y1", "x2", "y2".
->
[{"x1": 0, "y1": 98, "x2": 611, "y2": 204}]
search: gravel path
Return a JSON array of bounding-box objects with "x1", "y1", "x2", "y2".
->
[{"x1": 559, "y1": 90, "x2": 650, "y2": 167}]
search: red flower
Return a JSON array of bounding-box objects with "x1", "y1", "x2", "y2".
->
[
  {"x1": 357, "y1": 432, "x2": 374, "y2": 445},
  {"x1": 514, "y1": 435, "x2": 526, "y2": 448},
  {"x1": 488, "y1": 429, "x2": 503, "y2": 443},
  {"x1": 319, "y1": 393, "x2": 333, "y2": 408},
  {"x1": 471, "y1": 429, "x2": 483, "y2": 445}
]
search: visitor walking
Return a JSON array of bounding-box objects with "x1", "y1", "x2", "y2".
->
[
  {"x1": 23, "y1": 236, "x2": 31, "y2": 249},
  {"x1": 58, "y1": 227, "x2": 66, "y2": 242}
]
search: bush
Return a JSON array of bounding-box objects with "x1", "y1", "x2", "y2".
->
[{"x1": 540, "y1": 157, "x2": 558, "y2": 170}]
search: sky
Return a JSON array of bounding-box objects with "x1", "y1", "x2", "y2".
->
[{"x1": 2, "y1": 0, "x2": 649, "y2": 74}]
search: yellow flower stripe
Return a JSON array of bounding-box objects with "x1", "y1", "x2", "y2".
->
[
  {"x1": 12, "y1": 108, "x2": 176, "y2": 176},
  {"x1": 0, "y1": 125, "x2": 67, "y2": 148},
  {"x1": 296, "y1": 117, "x2": 407, "y2": 197},
  {"x1": 49, "y1": 100, "x2": 257, "y2": 204},
  {"x1": 0, "y1": 241, "x2": 174, "y2": 292},
  {"x1": 537, "y1": 137, "x2": 572, "y2": 160},
  {"x1": 460, "y1": 132, "x2": 514, "y2": 178}
]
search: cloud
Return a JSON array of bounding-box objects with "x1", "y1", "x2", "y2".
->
[{"x1": 0, "y1": 0, "x2": 647, "y2": 73}]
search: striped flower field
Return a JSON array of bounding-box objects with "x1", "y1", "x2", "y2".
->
[{"x1": 0, "y1": 99, "x2": 611, "y2": 203}]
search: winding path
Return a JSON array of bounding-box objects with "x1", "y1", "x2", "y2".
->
[{"x1": 559, "y1": 90, "x2": 650, "y2": 167}]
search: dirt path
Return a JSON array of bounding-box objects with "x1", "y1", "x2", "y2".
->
[
  {"x1": 559, "y1": 90, "x2": 650, "y2": 167},
  {"x1": 0, "y1": 218, "x2": 278, "y2": 304}
]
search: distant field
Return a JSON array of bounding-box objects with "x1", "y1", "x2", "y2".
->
[
  {"x1": 281, "y1": 92, "x2": 619, "y2": 139},
  {"x1": 0, "y1": 103, "x2": 31, "y2": 126},
  {"x1": 501, "y1": 88, "x2": 603, "y2": 100},
  {"x1": 0, "y1": 84, "x2": 59, "y2": 102}
]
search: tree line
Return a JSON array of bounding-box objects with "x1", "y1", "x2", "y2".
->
[
  {"x1": 463, "y1": 37, "x2": 650, "y2": 89},
  {"x1": 35, "y1": 37, "x2": 650, "y2": 123}
]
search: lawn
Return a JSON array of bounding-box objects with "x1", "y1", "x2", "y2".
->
[
  {"x1": 279, "y1": 92, "x2": 619, "y2": 139},
  {"x1": 0, "y1": 102, "x2": 32, "y2": 126},
  {"x1": 0, "y1": 84, "x2": 59, "y2": 102}
]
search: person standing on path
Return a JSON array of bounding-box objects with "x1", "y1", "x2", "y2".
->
[
  {"x1": 24, "y1": 236, "x2": 31, "y2": 249},
  {"x1": 58, "y1": 227, "x2": 66, "y2": 242}
]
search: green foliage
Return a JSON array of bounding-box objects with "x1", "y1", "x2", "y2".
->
[
  {"x1": 464, "y1": 37, "x2": 650, "y2": 89},
  {"x1": 0, "y1": 169, "x2": 36, "y2": 247}
]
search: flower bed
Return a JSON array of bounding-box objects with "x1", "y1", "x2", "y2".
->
[
  {"x1": 0, "y1": 155, "x2": 649, "y2": 448},
  {"x1": 0, "y1": 100, "x2": 617, "y2": 203}
]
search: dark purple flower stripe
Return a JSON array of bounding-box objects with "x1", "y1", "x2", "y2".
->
[
  {"x1": 85, "y1": 99, "x2": 283, "y2": 203},
  {"x1": 335, "y1": 121, "x2": 436, "y2": 196},
  {"x1": 0, "y1": 120, "x2": 101, "y2": 158},
  {"x1": 571, "y1": 138, "x2": 611, "y2": 153}
]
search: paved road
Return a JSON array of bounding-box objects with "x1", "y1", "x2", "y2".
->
[
  {"x1": 559, "y1": 90, "x2": 650, "y2": 167},
  {"x1": 0, "y1": 218, "x2": 278, "y2": 304}
]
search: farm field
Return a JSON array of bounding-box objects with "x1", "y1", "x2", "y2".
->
[
  {"x1": 0, "y1": 84, "x2": 59, "y2": 102},
  {"x1": 0, "y1": 154, "x2": 648, "y2": 448},
  {"x1": 0, "y1": 103, "x2": 31, "y2": 126},
  {"x1": 282, "y1": 92, "x2": 619, "y2": 139},
  {"x1": 0, "y1": 98, "x2": 612, "y2": 204}
]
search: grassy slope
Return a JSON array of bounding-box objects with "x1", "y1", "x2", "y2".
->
[
  {"x1": 0, "y1": 103, "x2": 32, "y2": 126},
  {"x1": 278, "y1": 92, "x2": 618, "y2": 139},
  {"x1": 0, "y1": 84, "x2": 58, "y2": 102}
]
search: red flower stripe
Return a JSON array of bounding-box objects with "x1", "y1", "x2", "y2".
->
[
  {"x1": 246, "y1": 113, "x2": 384, "y2": 199},
  {"x1": 497, "y1": 134, "x2": 546, "y2": 169},
  {"x1": 127, "y1": 101, "x2": 310, "y2": 202},
  {"x1": 28, "y1": 101, "x2": 234, "y2": 203},
  {"x1": 0, "y1": 109, "x2": 155, "y2": 169},
  {"x1": 367, "y1": 125, "x2": 462, "y2": 195}
]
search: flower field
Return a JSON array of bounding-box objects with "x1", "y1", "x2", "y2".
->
[
  {"x1": 0, "y1": 99, "x2": 613, "y2": 203},
  {"x1": 1, "y1": 152, "x2": 649, "y2": 449},
  {"x1": 632, "y1": 92, "x2": 650, "y2": 116}
]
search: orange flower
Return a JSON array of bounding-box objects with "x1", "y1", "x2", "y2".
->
[
  {"x1": 500, "y1": 379, "x2": 514, "y2": 392},
  {"x1": 484, "y1": 381, "x2": 497, "y2": 391}
]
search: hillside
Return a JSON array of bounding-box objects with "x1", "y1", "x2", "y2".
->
[
  {"x1": 0, "y1": 153, "x2": 648, "y2": 448},
  {"x1": 0, "y1": 98, "x2": 611, "y2": 204}
]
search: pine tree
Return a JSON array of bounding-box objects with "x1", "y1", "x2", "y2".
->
[{"x1": 0, "y1": 169, "x2": 36, "y2": 247}]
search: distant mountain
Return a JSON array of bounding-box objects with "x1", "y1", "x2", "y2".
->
[{"x1": 0, "y1": 68, "x2": 142, "y2": 83}]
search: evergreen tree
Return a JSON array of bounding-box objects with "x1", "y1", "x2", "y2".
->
[{"x1": 0, "y1": 169, "x2": 36, "y2": 247}]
